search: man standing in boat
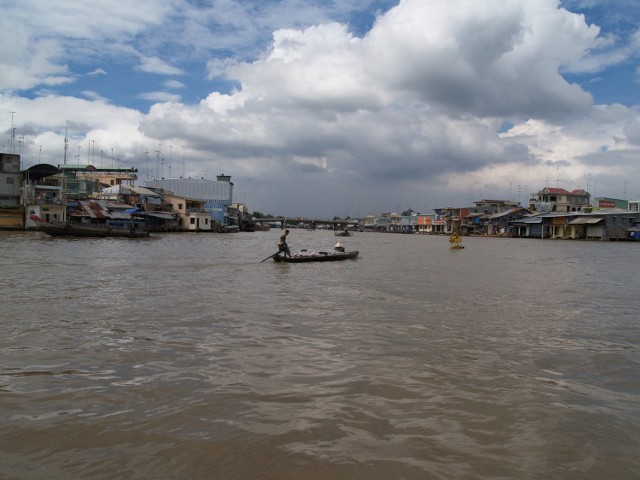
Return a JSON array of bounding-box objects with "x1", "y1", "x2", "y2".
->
[{"x1": 278, "y1": 229, "x2": 291, "y2": 258}]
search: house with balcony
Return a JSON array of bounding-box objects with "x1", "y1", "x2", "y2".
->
[
  {"x1": 22, "y1": 163, "x2": 67, "y2": 230},
  {"x1": 162, "y1": 192, "x2": 211, "y2": 231},
  {"x1": 529, "y1": 187, "x2": 590, "y2": 213},
  {"x1": 433, "y1": 206, "x2": 469, "y2": 234}
]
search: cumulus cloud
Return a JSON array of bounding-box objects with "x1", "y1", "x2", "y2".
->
[{"x1": 2, "y1": 0, "x2": 640, "y2": 215}]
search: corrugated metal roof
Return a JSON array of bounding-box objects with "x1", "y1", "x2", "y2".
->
[
  {"x1": 143, "y1": 212, "x2": 176, "y2": 220},
  {"x1": 519, "y1": 217, "x2": 542, "y2": 224},
  {"x1": 487, "y1": 208, "x2": 528, "y2": 219},
  {"x1": 569, "y1": 217, "x2": 589, "y2": 225},
  {"x1": 568, "y1": 216, "x2": 604, "y2": 225},
  {"x1": 78, "y1": 200, "x2": 133, "y2": 220}
]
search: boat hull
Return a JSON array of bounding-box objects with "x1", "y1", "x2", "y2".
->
[
  {"x1": 273, "y1": 250, "x2": 359, "y2": 263},
  {"x1": 35, "y1": 222, "x2": 149, "y2": 238}
]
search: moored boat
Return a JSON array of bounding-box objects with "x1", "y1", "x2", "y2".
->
[
  {"x1": 32, "y1": 216, "x2": 149, "y2": 238},
  {"x1": 273, "y1": 249, "x2": 359, "y2": 263}
]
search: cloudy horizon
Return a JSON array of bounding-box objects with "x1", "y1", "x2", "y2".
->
[{"x1": 2, "y1": 0, "x2": 640, "y2": 217}]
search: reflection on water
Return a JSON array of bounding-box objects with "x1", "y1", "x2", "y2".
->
[{"x1": 1, "y1": 231, "x2": 639, "y2": 479}]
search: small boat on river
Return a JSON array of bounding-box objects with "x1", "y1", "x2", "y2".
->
[{"x1": 273, "y1": 249, "x2": 359, "y2": 263}]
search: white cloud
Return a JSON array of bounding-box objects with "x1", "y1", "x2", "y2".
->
[
  {"x1": 163, "y1": 80, "x2": 186, "y2": 89},
  {"x1": 137, "y1": 91, "x2": 182, "y2": 102},
  {"x1": 363, "y1": 0, "x2": 597, "y2": 118},
  {"x1": 81, "y1": 90, "x2": 108, "y2": 102},
  {"x1": 135, "y1": 56, "x2": 184, "y2": 75},
  {"x1": 0, "y1": 0, "x2": 171, "y2": 92},
  {"x1": 2, "y1": 0, "x2": 640, "y2": 215}
]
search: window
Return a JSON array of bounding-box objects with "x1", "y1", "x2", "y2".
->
[
  {"x1": 190, "y1": 218, "x2": 195, "y2": 224},
  {"x1": 6, "y1": 177, "x2": 14, "y2": 184},
  {"x1": 178, "y1": 204, "x2": 183, "y2": 210}
]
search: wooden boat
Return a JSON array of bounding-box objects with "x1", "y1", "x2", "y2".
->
[
  {"x1": 335, "y1": 230, "x2": 352, "y2": 237},
  {"x1": 33, "y1": 217, "x2": 149, "y2": 238},
  {"x1": 273, "y1": 249, "x2": 359, "y2": 263}
]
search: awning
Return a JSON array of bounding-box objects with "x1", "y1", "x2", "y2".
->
[
  {"x1": 568, "y1": 216, "x2": 604, "y2": 225},
  {"x1": 22, "y1": 163, "x2": 61, "y2": 181},
  {"x1": 568, "y1": 217, "x2": 588, "y2": 225},
  {"x1": 517, "y1": 217, "x2": 542, "y2": 224},
  {"x1": 142, "y1": 212, "x2": 176, "y2": 220}
]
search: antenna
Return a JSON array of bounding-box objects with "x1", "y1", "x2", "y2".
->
[
  {"x1": 145, "y1": 149, "x2": 149, "y2": 180},
  {"x1": 545, "y1": 162, "x2": 549, "y2": 187},
  {"x1": 155, "y1": 148, "x2": 160, "y2": 180},
  {"x1": 64, "y1": 126, "x2": 68, "y2": 164},
  {"x1": 156, "y1": 144, "x2": 161, "y2": 179},
  {"x1": 9, "y1": 111, "x2": 16, "y2": 154},
  {"x1": 182, "y1": 145, "x2": 186, "y2": 178}
]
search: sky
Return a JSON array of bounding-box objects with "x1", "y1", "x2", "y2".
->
[{"x1": 1, "y1": 0, "x2": 640, "y2": 218}]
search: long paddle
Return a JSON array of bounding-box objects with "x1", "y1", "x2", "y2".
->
[{"x1": 260, "y1": 252, "x2": 280, "y2": 263}]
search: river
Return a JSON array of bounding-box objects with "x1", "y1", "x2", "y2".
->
[{"x1": 1, "y1": 230, "x2": 639, "y2": 479}]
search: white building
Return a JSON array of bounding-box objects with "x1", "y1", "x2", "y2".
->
[{"x1": 144, "y1": 175, "x2": 233, "y2": 225}]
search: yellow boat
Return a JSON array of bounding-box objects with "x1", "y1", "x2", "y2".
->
[{"x1": 449, "y1": 234, "x2": 464, "y2": 249}]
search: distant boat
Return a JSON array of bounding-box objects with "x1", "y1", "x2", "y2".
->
[
  {"x1": 335, "y1": 230, "x2": 352, "y2": 236},
  {"x1": 32, "y1": 216, "x2": 149, "y2": 238},
  {"x1": 449, "y1": 234, "x2": 464, "y2": 249},
  {"x1": 273, "y1": 249, "x2": 359, "y2": 263}
]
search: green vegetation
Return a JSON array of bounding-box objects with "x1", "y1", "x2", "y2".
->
[{"x1": 252, "y1": 211, "x2": 274, "y2": 219}]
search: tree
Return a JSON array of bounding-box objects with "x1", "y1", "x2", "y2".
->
[{"x1": 252, "y1": 211, "x2": 273, "y2": 219}]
